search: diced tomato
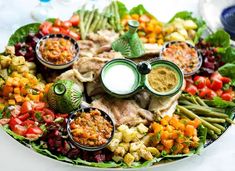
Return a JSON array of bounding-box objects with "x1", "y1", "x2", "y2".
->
[
  {"x1": 21, "y1": 101, "x2": 33, "y2": 114},
  {"x1": 193, "y1": 76, "x2": 206, "y2": 89},
  {"x1": 42, "y1": 108, "x2": 55, "y2": 123},
  {"x1": 9, "y1": 117, "x2": 22, "y2": 130},
  {"x1": 49, "y1": 26, "x2": 60, "y2": 33},
  {"x1": 208, "y1": 90, "x2": 217, "y2": 100},
  {"x1": 55, "y1": 114, "x2": 68, "y2": 119},
  {"x1": 33, "y1": 102, "x2": 46, "y2": 111},
  {"x1": 221, "y1": 77, "x2": 231, "y2": 84},
  {"x1": 54, "y1": 19, "x2": 62, "y2": 27},
  {"x1": 32, "y1": 111, "x2": 44, "y2": 122},
  {"x1": 68, "y1": 30, "x2": 80, "y2": 40},
  {"x1": 21, "y1": 120, "x2": 35, "y2": 127},
  {"x1": 185, "y1": 84, "x2": 198, "y2": 95},
  {"x1": 62, "y1": 21, "x2": 72, "y2": 29},
  {"x1": 60, "y1": 28, "x2": 69, "y2": 35},
  {"x1": 210, "y1": 72, "x2": 222, "y2": 81},
  {"x1": 205, "y1": 78, "x2": 211, "y2": 88},
  {"x1": 69, "y1": 14, "x2": 80, "y2": 26},
  {"x1": 216, "y1": 89, "x2": 223, "y2": 96},
  {"x1": 40, "y1": 21, "x2": 53, "y2": 35},
  {"x1": 18, "y1": 113, "x2": 30, "y2": 121},
  {"x1": 10, "y1": 105, "x2": 21, "y2": 117},
  {"x1": 211, "y1": 79, "x2": 223, "y2": 91},
  {"x1": 25, "y1": 133, "x2": 40, "y2": 140},
  {"x1": 199, "y1": 88, "x2": 212, "y2": 98},
  {"x1": 221, "y1": 93, "x2": 233, "y2": 101},
  {"x1": 12, "y1": 125, "x2": 27, "y2": 136},
  {"x1": 26, "y1": 126, "x2": 43, "y2": 135}
]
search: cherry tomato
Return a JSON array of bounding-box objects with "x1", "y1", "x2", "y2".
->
[
  {"x1": 185, "y1": 84, "x2": 198, "y2": 95},
  {"x1": 69, "y1": 14, "x2": 80, "y2": 26},
  {"x1": 221, "y1": 93, "x2": 233, "y2": 101},
  {"x1": 49, "y1": 26, "x2": 60, "y2": 33},
  {"x1": 221, "y1": 77, "x2": 231, "y2": 84},
  {"x1": 62, "y1": 21, "x2": 72, "y2": 29},
  {"x1": 208, "y1": 90, "x2": 217, "y2": 100},
  {"x1": 18, "y1": 113, "x2": 30, "y2": 121},
  {"x1": 33, "y1": 102, "x2": 46, "y2": 111},
  {"x1": 9, "y1": 117, "x2": 22, "y2": 130},
  {"x1": 42, "y1": 108, "x2": 55, "y2": 123},
  {"x1": 211, "y1": 79, "x2": 223, "y2": 91},
  {"x1": 21, "y1": 101, "x2": 33, "y2": 114},
  {"x1": 12, "y1": 125, "x2": 27, "y2": 136},
  {"x1": 194, "y1": 76, "x2": 206, "y2": 89},
  {"x1": 54, "y1": 19, "x2": 62, "y2": 27},
  {"x1": 68, "y1": 30, "x2": 80, "y2": 40}
]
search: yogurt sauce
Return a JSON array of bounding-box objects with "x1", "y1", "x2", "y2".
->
[{"x1": 102, "y1": 64, "x2": 137, "y2": 94}]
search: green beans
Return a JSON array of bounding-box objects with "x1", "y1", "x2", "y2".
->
[
  {"x1": 213, "y1": 123, "x2": 226, "y2": 132},
  {"x1": 195, "y1": 97, "x2": 208, "y2": 107},
  {"x1": 207, "y1": 130, "x2": 218, "y2": 139},
  {"x1": 200, "y1": 117, "x2": 226, "y2": 123},
  {"x1": 177, "y1": 105, "x2": 221, "y2": 135}
]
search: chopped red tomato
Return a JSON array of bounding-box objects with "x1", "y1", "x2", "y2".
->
[
  {"x1": 221, "y1": 93, "x2": 233, "y2": 101},
  {"x1": 221, "y1": 77, "x2": 231, "y2": 84},
  {"x1": 69, "y1": 14, "x2": 80, "y2": 26},
  {"x1": 12, "y1": 125, "x2": 27, "y2": 136},
  {"x1": 18, "y1": 113, "x2": 30, "y2": 121},
  {"x1": 193, "y1": 76, "x2": 206, "y2": 89},
  {"x1": 211, "y1": 79, "x2": 223, "y2": 91},
  {"x1": 21, "y1": 101, "x2": 33, "y2": 114},
  {"x1": 185, "y1": 84, "x2": 198, "y2": 95},
  {"x1": 42, "y1": 108, "x2": 55, "y2": 123},
  {"x1": 54, "y1": 19, "x2": 62, "y2": 27},
  {"x1": 9, "y1": 117, "x2": 22, "y2": 130},
  {"x1": 33, "y1": 102, "x2": 46, "y2": 111},
  {"x1": 62, "y1": 21, "x2": 72, "y2": 29}
]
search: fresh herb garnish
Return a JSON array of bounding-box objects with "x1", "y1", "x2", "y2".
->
[{"x1": 35, "y1": 111, "x2": 43, "y2": 121}]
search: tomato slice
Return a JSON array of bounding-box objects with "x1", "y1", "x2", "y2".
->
[
  {"x1": 21, "y1": 101, "x2": 33, "y2": 114},
  {"x1": 12, "y1": 125, "x2": 27, "y2": 136},
  {"x1": 18, "y1": 113, "x2": 30, "y2": 121},
  {"x1": 69, "y1": 14, "x2": 80, "y2": 26},
  {"x1": 42, "y1": 108, "x2": 55, "y2": 123}
]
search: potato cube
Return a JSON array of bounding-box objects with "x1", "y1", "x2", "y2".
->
[
  {"x1": 119, "y1": 143, "x2": 129, "y2": 151},
  {"x1": 137, "y1": 123, "x2": 148, "y2": 134},
  {"x1": 131, "y1": 152, "x2": 141, "y2": 161},
  {"x1": 146, "y1": 147, "x2": 160, "y2": 157},
  {"x1": 112, "y1": 155, "x2": 123, "y2": 163},
  {"x1": 130, "y1": 142, "x2": 143, "y2": 152},
  {"x1": 114, "y1": 146, "x2": 126, "y2": 157},
  {"x1": 5, "y1": 46, "x2": 15, "y2": 55},
  {"x1": 0, "y1": 56, "x2": 11, "y2": 68},
  {"x1": 177, "y1": 28, "x2": 188, "y2": 39},
  {"x1": 183, "y1": 20, "x2": 197, "y2": 30},
  {"x1": 122, "y1": 128, "x2": 137, "y2": 143},
  {"x1": 138, "y1": 147, "x2": 153, "y2": 161},
  {"x1": 124, "y1": 153, "x2": 135, "y2": 166},
  {"x1": 12, "y1": 56, "x2": 25, "y2": 66},
  {"x1": 107, "y1": 138, "x2": 120, "y2": 152},
  {"x1": 113, "y1": 132, "x2": 123, "y2": 141},
  {"x1": 168, "y1": 32, "x2": 186, "y2": 41},
  {"x1": 117, "y1": 124, "x2": 129, "y2": 132},
  {"x1": 141, "y1": 134, "x2": 152, "y2": 146}
]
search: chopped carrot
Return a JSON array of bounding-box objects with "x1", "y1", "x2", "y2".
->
[
  {"x1": 3, "y1": 85, "x2": 13, "y2": 97},
  {"x1": 161, "y1": 139, "x2": 174, "y2": 149},
  {"x1": 185, "y1": 125, "x2": 195, "y2": 137},
  {"x1": 14, "y1": 94, "x2": 23, "y2": 103},
  {"x1": 151, "y1": 122, "x2": 163, "y2": 134}
]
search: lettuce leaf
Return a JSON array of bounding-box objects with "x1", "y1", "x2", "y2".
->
[
  {"x1": 2, "y1": 124, "x2": 26, "y2": 141},
  {"x1": 8, "y1": 23, "x2": 40, "y2": 46},
  {"x1": 218, "y1": 63, "x2": 235, "y2": 79},
  {"x1": 74, "y1": 158, "x2": 121, "y2": 168},
  {"x1": 168, "y1": 11, "x2": 206, "y2": 43},
  {"x1": 205, "y1": 30, "x2": 230, "y2": 53},
  {"x1": 116, "y1": 1, "x2": 128, "y2": 19},
  {"x1": 129, "y1": 4, "x2": 155, "y2": 19},
  {"x1": 221, "y1": 47, "x2": 235, "y2": 63},
  {"x1": 211, "y1": 96, "x2": 235, "y2": 108},
  {"x1": 195, "y1": 125, "x2": 207, "y2": 154}
]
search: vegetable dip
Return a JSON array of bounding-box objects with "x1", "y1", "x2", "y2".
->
[{"x1": 102, "y1": 64, "x2": 137, "y2": 94}]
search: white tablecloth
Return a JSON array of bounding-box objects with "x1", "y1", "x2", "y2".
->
[{"x1": 0, "y1": 1, "x2": 235, "y2": 171}]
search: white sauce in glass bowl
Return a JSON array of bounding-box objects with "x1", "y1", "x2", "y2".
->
[{"x1": 102, "y1": 64, "x2": 137, "y2": 94}]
